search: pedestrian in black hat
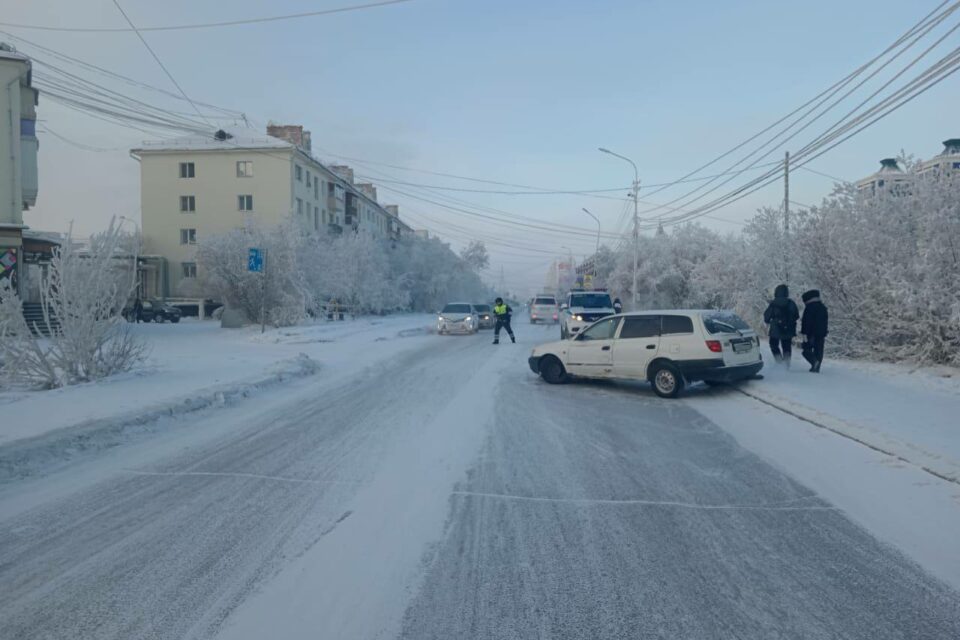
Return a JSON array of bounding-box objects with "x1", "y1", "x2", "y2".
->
[{"x1": 801, "y1": 289, "x2": 828, "y2": 372}]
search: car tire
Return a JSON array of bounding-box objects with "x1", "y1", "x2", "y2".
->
[
  {"x1": 171, "y1": 316, "x2": 180, "y2": 324},
  {"x1": 651, "y1": 362, "x2": 684, "y2": 398},
  {"x1": 560, "y1": 326, "x2": 567, "y2": 340},
  {"x1": 539, "y1": 355, "x2": 567, "y2": 384}
]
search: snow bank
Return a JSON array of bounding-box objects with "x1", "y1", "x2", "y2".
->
[{"x1": 0, "y1": 354, "x2": 319, "y2": 484}]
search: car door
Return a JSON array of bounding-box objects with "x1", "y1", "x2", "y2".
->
[
  {"x1": 611, "y1": 315, "x2": 661, "y2": 378},
  {"x1": 565, "y1": 316, "x2": 621, "y2": 377}
]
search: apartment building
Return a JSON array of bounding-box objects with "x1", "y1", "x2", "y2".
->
[
  {"x1": 855, "y1": 157, "x2": 911, "y2": 196},
  {"x1": 0, "y1": 43, "x2": 39, "y2": 292},
  {"x1": 856, "y1": 138, "x2": 960, "y2": 197},
  {"x1": 131, "y1": 124, "x2": 410, "y2": 298},
  {"x1": 918, "y1": 138, "x2": 960, "y2": 180}
]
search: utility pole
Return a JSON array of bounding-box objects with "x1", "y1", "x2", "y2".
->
[
  {"x1": 599, "y1": 148, "x2": 640, "y2": 310},
  {"x1": 784, "y1": 150, "x2": 790, "y2": 283}
]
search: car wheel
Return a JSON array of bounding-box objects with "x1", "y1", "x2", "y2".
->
[
  {"x1": 560, "y1": 326, "x2": 567, "y2": 340},
  {"x1": 539, "y1": 355, "x2": 567, "y2": 384},
  {"x1": 171, "y1": 316, "x2": 181, "y2": 324},
  {"x1": 651, "y1": 362, "x2": 684, "y2": 398}
]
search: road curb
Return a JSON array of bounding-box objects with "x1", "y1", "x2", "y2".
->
[{"x1": 736, "y1": 387, "x2": 960, "y2": 485}]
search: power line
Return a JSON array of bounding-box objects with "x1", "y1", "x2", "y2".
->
[
  {"x1": 0, "y1": 0, "x2": 414, "y2": 33},
  {"x1": 110, "y1": 0, "x2": 213, "y2": 128}
]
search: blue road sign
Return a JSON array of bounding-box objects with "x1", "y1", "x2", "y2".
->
[{"x1": 248, "y1": 248, "x2": 263, "y2": 272}]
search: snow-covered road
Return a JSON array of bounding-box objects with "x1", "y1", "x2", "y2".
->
[{"x1": 1, "y1": 323, "x2": 958, "y2": 639}]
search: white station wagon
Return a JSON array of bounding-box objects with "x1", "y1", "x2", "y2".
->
[{"x1": 528, "y1": 310, "x2": 763, "y2": 398}]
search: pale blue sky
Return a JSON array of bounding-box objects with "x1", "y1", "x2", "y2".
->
[{"x1": 2, "y1": 0, "x2": 957, "y2": 293}]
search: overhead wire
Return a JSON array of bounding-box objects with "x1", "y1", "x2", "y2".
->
[{"x1": 0, "y1": 0, "x2": 415, "y2": 33}]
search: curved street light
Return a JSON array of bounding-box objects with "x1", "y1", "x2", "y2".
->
[{"x1": 599, "y1": 147, "x2": 640, "y2": 308}]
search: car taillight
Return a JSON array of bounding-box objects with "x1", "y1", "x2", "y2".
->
[
  {"x1": 553, "y1": 314, "x2": 558, "y2": 319},
  {"x1": 706, "y1": 340, "x2": 723, "y2": 353},
  {"x1": 532, "y1": 313, "x2": 537, "y2": 317}
]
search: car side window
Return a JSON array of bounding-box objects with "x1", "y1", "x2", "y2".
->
[
  {"x1": 619, "y1": 316, "x2": 660, "y2": 339},
  {"x1": 578, "y1": 317, "x2": 619, "y2": 341},
  {"x1": 661, "y1": 315, "x2": 694, "y2": 335}
]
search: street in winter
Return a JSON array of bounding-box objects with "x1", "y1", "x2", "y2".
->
[{"x1": 2, "y1": 1, "x2": 960, "y2": 639}]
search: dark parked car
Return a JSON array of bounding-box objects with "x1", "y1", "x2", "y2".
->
[
  {"x1": 473, "y1": 303, "x2": 495, "y2": 329},
  {"x1": 126, "y1": 299, "x2": 182, "y2": 323}
]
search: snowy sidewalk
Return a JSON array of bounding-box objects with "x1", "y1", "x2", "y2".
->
[
  {"x1": 0, "y1": 315, "x2": 435, "y2": 451},
  {"x1": 739, "y1": 353, "x2": 960, "y2": 482}
]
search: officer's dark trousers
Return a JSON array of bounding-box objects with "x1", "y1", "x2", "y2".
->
[{"x1": 494, "y1": 318, "x2": 514, "y2": 339}]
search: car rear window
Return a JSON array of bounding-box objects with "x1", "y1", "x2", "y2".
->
[
  {"x1": 619, "y1": 316, "x2": 660, "y2": 339},
  {"x1": 534, "y1": 297, "x2": 556, "y2": 305},
  {"x1": 661, "y1": 315, "x2": 694, "y2": 335},
  {"x1": 442, "y1": 304, "x2": 472, "y2": 314},
  {"x1": 702, "y1": 311, "x2": 751, "y2": 334}
]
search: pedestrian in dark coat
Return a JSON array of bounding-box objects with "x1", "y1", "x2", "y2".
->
[
  {"x1": 613, "y1": 297, "x2": 623, "y2": 314},
  {"x1": 801, "y1": 289, "x2": 829, "y2": 373},
  {"x1": 133, "y1": 298, "x2": 143, "y2": 323},
  {"x1": 762, "y1": 284, "x2": 799, "y2": 364}
]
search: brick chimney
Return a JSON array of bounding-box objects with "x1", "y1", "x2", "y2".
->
[
  {"x1": 384, "y1": 205, "x2": 399, "y2": 217},
  {"x1": 330, "y1": 165, "x2": 354, "y2": 184},
  {"x1": 266, "y1": 124, "x2": 311, "y2": 153},
  {"x1": 356, "y1": 183, "x2": 377, "y2": 201}
]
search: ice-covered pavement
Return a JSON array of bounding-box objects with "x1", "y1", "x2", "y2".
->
[{"x1": 1, "y1": 322, "x2": 958, "y2": 639}]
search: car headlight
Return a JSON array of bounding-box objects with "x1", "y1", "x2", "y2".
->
[
  {"x1": 438, "y1": 316, "x2": 445, "y2": 321},
  {"x1": 575, "y1": 314, "x2": 583, "y2": 321}
]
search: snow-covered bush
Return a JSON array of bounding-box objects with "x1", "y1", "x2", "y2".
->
[{"x1": 0, "y1": 219, "x2": 146, "y2": 389}]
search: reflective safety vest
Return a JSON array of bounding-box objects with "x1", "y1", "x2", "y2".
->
[{"x1": 494, "y1": 303, "x2": 508, "y2": 316}]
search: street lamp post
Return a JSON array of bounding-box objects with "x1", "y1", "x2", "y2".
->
[
  {"x1": 581, "y1": 208, "x2": 601, "y2": 276},
  {"x1": 599, "y1": 147, "x2": 640, "y2": 310}
]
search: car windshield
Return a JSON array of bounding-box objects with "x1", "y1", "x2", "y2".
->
[
  {"x1": 474, "y1": 304, "x2": 491, "y2": 312},
  {"x1": 570, "y1": 293, "x2": 612, "y2": 309},
  {"x1": 702, "y1": 311, "x2": 751, "y2": 334},
  {"x1": 534, "y1": 297, "x2": 556, "y2": 305},
  {"x1": 442, "y1": 304, "x2": 472, "y2": 314}
]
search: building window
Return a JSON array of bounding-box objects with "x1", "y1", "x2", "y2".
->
[
  {"x1": 314, "y1": 180, "x2": 319, "y2": 199},
  {"x1": 306, "y1": 171, "x2": 312, "y2": 187},
  {"x1": 236, "y1": 161, "x2": 253, "y2": 177},
  {"x1": 179, "y1": 162, "x2": 195, "y2": 178},
  {"x1": 181, "y1": 262, "x2": 197, "y2": 278},
  {"x1": 296, "y1": 165, "x2": 303, "y2": 182},
  {"x1": 180, "y1": 195, "x2": 196, "y2": 212},
  {"x1": 296, "y1": 198, "x2": 303, "y2": 215},
  {"x1": 238, "y1": 195, "x2": 253, "y2": 211},
  {"x1": 180, "y1": 228, "x2": 197, "y2": 245},
  {"x1": 322, "y1": 211, "x2": 327, "y2": 225},
  {"x1": 314, "y1": 207, "x2": 319, "y2": 230},
  {"x1": 953, "y1": 162, "x2": 960, "y2": 170}
]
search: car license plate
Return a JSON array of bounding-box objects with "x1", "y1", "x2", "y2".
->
[{"x1": 733, "y1": 341, "x2": 752, "y2": 353}]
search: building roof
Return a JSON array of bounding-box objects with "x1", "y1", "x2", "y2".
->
[
  {"x1": 131, "y1": 126, "x2": 293, "y2": 154},
  {"x1": 0, "y1": 43, "x2": 30, "y2": 63}
]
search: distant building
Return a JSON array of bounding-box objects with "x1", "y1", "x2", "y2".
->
[
  {"x1": 131, "y1": 125, "x2": 411, "y2": 298},
  {"x1": 0, "y1": 43, "x2": 39, "y2": 292},
  {"x1": 855, "y1": 158, "x2": 911, "y2": 197},
  {"x1": 918, "y1": 138, "x2": 960, "y2": 180}
]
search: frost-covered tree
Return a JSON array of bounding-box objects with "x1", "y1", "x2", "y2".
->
[
  {"x1": 0, "y1": 219, "x2": 146, "y2": 389},
  {"x1": 459, "y1": 240, "x2": 489, "y2": 272},
  {"x1": 196, "y1": 217, "x2": 307, "y2": 326}
]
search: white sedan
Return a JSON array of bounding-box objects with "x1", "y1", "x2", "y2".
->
[
  {"x1": 437, "y1": 302, "x2": 479, "y2": 334},
  {"x1": 528, "y1": 310, "x2": 763, "y2": 398}
]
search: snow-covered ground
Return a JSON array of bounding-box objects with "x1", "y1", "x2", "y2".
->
[
  {"x1": 0, "y1": 315, "x2": 435, "y2": 449},
  {"x1": 1, "y1": 324, "x2": 958, "y2": 638}
]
